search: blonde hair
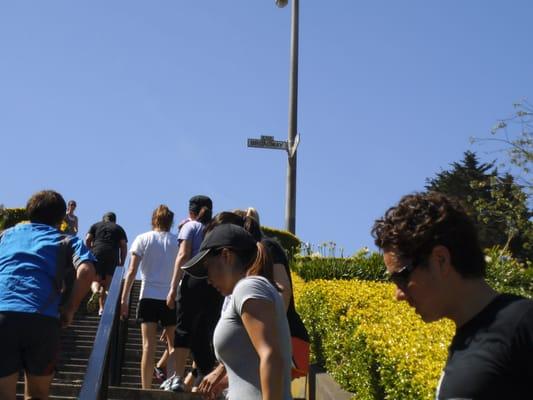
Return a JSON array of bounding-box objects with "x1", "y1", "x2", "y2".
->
[{"x1": 234, "y1": 207, "x2": 261, "y2": 226}]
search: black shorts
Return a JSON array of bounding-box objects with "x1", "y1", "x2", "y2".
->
[
  {"x1": 174, "y1": 276, "x2": 223, "y2": 348},
  {"x1": 136, "y1": 298, "x2": 177, "y2": 327},
  {"x1": 93, "y1": 250, "x2": 118, "y2": 280},
  {"x1": 0, "y1": 312, "x2": 60, "y2": 377}
]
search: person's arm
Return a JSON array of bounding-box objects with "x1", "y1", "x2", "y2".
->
[
  {"x1": 85, "y1": 233, "x2": 94, "y2": 249},
  {"x1": 273, "y1": 264, "x2": 291, "y2": 312},
  {"x1": 119, "y1": 239, "x2": 127, "y2": 266},
  {"x1": 73, "y1": 216, "x2": 79, "y2": 234},
  {"x1": 120, "y1": 253, "x2": 141, "y2": 319},
  {"x1": 167, "y1": 240, "x2": 192, "y2": 308},
  {"x1": 60, "y1": 262, "x2": 96, "y2": 327},
  {"x1": 241, "y1": 299, "x2": 284, "y2": 400}
]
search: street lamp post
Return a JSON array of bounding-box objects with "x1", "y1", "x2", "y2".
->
[
  {"x1": 278, "y1": 0, "x2": 299, "y2": 235},
  {"x1": 248, "y1": 0, "x2": 300, "y2": 234}
]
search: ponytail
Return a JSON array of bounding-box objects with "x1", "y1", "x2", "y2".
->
[
  {"x1": 196, "y1": 206, "x2": 212, "y2": 225},
  {"x1": 246, "y1": 242, "x2": 281, "y2": 291}
]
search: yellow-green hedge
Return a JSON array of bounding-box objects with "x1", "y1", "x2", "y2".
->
[
  {"x1": 292, "y1": 274, "x2": 454, "y2": 399},
  {"x1": 262, "y1": 226, "x2": 301, "y2": 257}
]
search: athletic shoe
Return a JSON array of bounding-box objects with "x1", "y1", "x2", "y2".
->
[
  {"x1": 86, "y1": 292, "x2": 100, "y2": 313},
  {"x1": 169, "y1": 375, "x2": 186, "y2": 392},
  {"x1": 160, "y1": 374, "x2": 176, "y2": 390}
]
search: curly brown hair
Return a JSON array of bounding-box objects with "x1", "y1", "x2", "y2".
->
[{"x1": 371, "y1": 192, "x2": 486, "y2": 278}]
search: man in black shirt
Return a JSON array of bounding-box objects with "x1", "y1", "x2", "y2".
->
[
  {"x1": 372, "y1": 192, "x2": 533, "y2": 400},
  {"x1": 85, "y1": 212, "x2": 127, "y2": 315}
]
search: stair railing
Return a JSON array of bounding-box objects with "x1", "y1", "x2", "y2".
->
[{"x1": 79, "y1": 266, "x2": 127, "y2": 400}]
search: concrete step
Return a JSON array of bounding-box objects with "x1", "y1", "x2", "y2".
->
[
  {"x1": 108, "y1": 385, "x2": 205, "y2": 399},
  {"x1": 16, "y1": 382, "x2": 81, "y2": 398}
]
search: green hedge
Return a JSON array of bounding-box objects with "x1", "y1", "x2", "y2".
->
[
  {"x1": 0, "y1": 207, "x2": 27, "y2": 230},
  {"x1": 292, "y1": 249, "x2": 387, "y2": 282},
  {"x1": 293, "y1": 247, "x2": 533, "y2": 298},
  {"x1": 262, "y1": 226, "x2": 301, "y2": 257},
  {"x1": 293, "y1": 275, "x2": 453, "y2": 399}
]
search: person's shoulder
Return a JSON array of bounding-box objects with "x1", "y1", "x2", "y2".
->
[
  {"x1": 234, "y1": 276, "x2": 274, "y2": 296},
  {"x1": 499, "y1": 294, "x2": 533, "y2": 310},
  {"x1": 490, "y1": 294, "x2": 533, "y2": 325},
  {"x1": 90, "y1": 221, "x2": 103, "y2": 231},
  {"x1": 180, "y1": 220, "x2": 203, "y2": 234},
  {"x1": 187, "y1": 220, "x2": 203, "y2": 229},
  {"x1": 135, "y1": 231, "x2": 153, "y2": 241}
]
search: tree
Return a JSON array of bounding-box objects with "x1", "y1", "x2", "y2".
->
[
  {"x1": 426, "y1": 151, "x2": 532, "y2": 260},
  {"x1": 472, "y1": 99, "x2": 532, "y2": 193}
]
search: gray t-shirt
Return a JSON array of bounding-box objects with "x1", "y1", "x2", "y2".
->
[{"x1": 213, "y1": 276, "x2": 292, "y2": 400}]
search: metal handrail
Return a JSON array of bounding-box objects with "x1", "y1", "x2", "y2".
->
[{"x1": 79, "y1": 266, "x2": 126, "y2": 400}]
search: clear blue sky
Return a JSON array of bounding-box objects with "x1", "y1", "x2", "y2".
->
[{"x1": 1, "y1": 1, "x2": 532, "y2": 255}]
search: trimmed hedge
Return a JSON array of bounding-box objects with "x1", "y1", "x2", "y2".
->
[
  {"x1": 292, "y1": 274, "x2": 454, "y2": 400},
  {"x1": 0, "y1": 207, "x2": 27, "y2": 230},
  {"x1": 293, "y1": 247, "x2": 533, "y2": 298},
  {"x1": 292, "y1": 249, "x2": 386, "y2": 282},
  {"x1": 262, "y1": 226, "x2": 301, "y2": 257}
]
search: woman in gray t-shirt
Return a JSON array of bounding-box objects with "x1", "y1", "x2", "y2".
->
[{"x1": 181, "y1": 224, "x2": 292, "y2": 400}]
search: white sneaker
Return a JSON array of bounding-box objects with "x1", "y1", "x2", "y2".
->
[
  {"x1": 170, "y1": 375, "x2": 186, "y2": 392},
  {"x1": 160, "y1": 374, "x2": 175, "y2": 390}
]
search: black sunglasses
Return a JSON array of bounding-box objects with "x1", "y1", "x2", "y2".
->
[{"x1": 389, "y1": 262, "x2": 419, "y2": 290}]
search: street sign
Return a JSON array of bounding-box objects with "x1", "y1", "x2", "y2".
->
[{"x1": 247, "y1": 135, "x2": 288, "y2": 151}]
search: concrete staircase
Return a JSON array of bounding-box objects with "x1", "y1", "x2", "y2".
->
[{"x1": 108, "y1": 280, "x2": 201, "y2": 399}]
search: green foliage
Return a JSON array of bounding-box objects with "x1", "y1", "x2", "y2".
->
[
  {"x1": 262, "y1": 226, "x2": 301, "y2": 257},
  {"x1": 485, "y1": 247, "x2": 533, "y2": 298},
  {"x1": 292, "y1": 249, "x2": 387, "y2": 282},
  {"x1": 426, "y1": 151, "x2": 532, "y2": 260},
  {"x1": 292, "y1": 275, "x2": 454, "y2": 399},
  {"x1": 294, "y1": 247, "x2": 532, "y2": 298},
  {"x1": 0, "y1": 207, "x2": 27, "y2": 230},
  {"x1": 471, "y1": 175, "x2": 533, "y2": 260}
]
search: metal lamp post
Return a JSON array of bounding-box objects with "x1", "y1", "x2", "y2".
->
[
  {"x1": 247, "y1": 0, "x2": 300, "y2": 234},
  {"x1": 283, "y1": 0, "x2": 299, "y2": 235}
]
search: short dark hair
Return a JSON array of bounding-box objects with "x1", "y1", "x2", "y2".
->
[
  {"x1": 103, "y1": 212, "x2": 116, "y2": 223},
  {"x1": 26, "y1": 190, "x2": 67, "y2": 227},
  {"x1": 371, "y1": 192, "x2": 486, "y2": 278}
]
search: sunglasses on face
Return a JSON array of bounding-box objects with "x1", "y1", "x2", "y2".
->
[{"x1": 389, "y1": 262, "x2": 419, "y2": 290}]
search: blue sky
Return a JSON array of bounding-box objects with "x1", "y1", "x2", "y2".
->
[{"x1": 1, "y1": 1, "x2": 532, "y2": 255}]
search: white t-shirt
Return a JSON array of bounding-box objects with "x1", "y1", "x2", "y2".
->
[{"x1": 130, "y1": 230, "x2": 179, "y2": 300}]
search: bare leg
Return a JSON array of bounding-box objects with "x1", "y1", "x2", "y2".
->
[
  {"x1": 141, "y1": 323, "x2": 158, "y2": 389},
  {"x1": 25, "y1": 372, "x2": 54, "y2": 400},
  {"x1": 157, "y1": 349, "x2": 169, "y2": 370},
  {"x1": 99, "y1": 275, "x2": 112, "y2": 313},
  {"x1": 0, "y1": 372, "x2": 18, "y2": 400},
  {"x1": 173, "y1": 347, "x2": 190, "y2": 378}
]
